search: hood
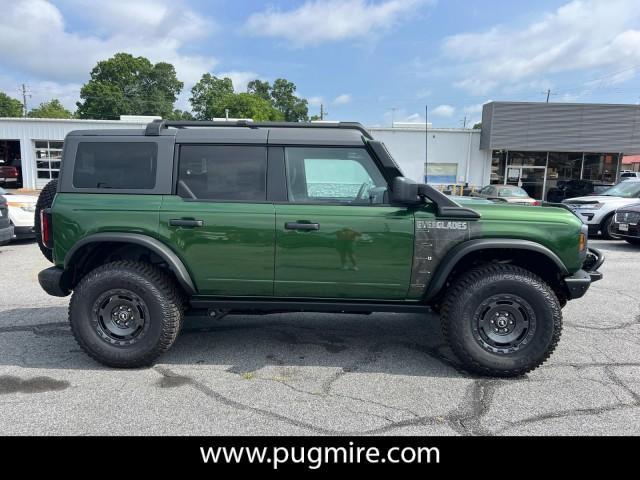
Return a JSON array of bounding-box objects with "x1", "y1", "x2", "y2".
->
[
  {"x1": 470, "y1": 202, "x2": 582, "y2": 226},
  {"x1": 564, "y1": 195, "x2": 639, "y2": 206}
]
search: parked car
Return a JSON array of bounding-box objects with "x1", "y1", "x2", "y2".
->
[
  {"x1": 546, "y1": 179, "x2": 613, "y2": 203},
  {"x1": 563, "y1": 179, "x2": 640, "y2": 238},
  {"x1": 0, "y1": 193, "x2": 14, "y2": 245},
  {"x1": 0, "y1": 187, "x2": 37, "y2": 239},
  {"x1": 470, "y1": 185, "x2": 540, "y2": 205},
  {"x1": 35, "y1": 119, "x2": 603, "y2": 377},
  {"x1": 620, "y1": 171, "x2": 640, "y2": 180},
  {"x1": 0, "y1": 165, "x2": 20, "y2": 186},
  {"x1": 610, "y1": 203, "x2": 640, "y2": 245}
]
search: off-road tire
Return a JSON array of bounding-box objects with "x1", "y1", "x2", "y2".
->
[
  {"x1": 34, "y1": 179, "x2": 57, "y2": 262},
  {"x1": 69, "y1": 261, "x2": 184, "y2": 368},
  {"x1": 441, "y1": 264, "x2": 562, "y2": 377},
  {"x1": 600, "y1": 213, "x2": 615, "y2": 240}
]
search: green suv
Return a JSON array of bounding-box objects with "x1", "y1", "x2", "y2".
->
[{"x1": 35, "y1": 120, "x2": 603, "y2": 376}]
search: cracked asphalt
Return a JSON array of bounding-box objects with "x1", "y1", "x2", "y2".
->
[{"x1": 0, "y1": 239, "x2": 639, "y2": 435}]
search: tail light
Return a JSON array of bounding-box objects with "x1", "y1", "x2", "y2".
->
[{"x1": 40, "y1": 208, "x2": 53, "y2": 248}]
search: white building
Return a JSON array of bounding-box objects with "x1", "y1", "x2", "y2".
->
[
  {"x1": 369, "y1": 125, "x2": 490, "y2": 186},
  {"x1": 0, "y1": 117, "x2": 156, "y2": 189},
  {"x1": 0, "y1": 117, "x2": 489, "y2": 190}
]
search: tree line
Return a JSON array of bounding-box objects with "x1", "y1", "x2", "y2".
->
[{"x1": 0, "y1": 53, "x2": 313, "y2": 121}]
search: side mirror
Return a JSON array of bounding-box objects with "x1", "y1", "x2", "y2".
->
[{"x1": 390, "y1": 177, "x2": 423, "y2": 205}]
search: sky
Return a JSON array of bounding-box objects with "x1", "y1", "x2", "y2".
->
[{"x1": 1, "y1": 0, "x2": 640, "y2": 127}]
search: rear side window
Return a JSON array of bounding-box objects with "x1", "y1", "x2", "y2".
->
[
  {"x1": 73, "y1": 142, "x2": 157, "y2": 189},
  {"x1": 177, "y1": 145, "x2": 267, "y2": 201}
]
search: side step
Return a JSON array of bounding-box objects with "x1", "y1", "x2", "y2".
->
[{"x1": 189, "y1": 297, "x2": 431, "y2": 314}]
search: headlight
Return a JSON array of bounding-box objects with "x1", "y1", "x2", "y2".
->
[
  {"x1": 7, "y1": 202, "x2": 36, "y2": 212},
  {"x1": 572, "y1": 203, "x2": 603, "y2": 210}
]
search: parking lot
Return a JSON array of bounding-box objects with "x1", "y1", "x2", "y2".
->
[{"x1": 0, "y1": 238, "x2": 638, "y2": 435}]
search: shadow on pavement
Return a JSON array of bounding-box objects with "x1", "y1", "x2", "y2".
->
[{"x1": 0, "y1": 306, "x2": 465, "y2": 379}]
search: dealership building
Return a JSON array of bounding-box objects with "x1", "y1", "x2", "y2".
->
[{"x1": 2, "y1": 101, "x2": 640, "y2": 199}]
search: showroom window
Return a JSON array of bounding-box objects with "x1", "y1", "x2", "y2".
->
[{"x1": 34, "y1": 140, "x2": 63, "y2": 180}]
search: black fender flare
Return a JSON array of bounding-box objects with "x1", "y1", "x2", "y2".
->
[
  {"x1": 423, "y1": 238, "x2": 569, "y2": 302},
  {"x1": 64, "y1": 233, "x2": 196, "y2": 295}
]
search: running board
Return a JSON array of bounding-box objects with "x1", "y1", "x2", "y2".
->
[{"x1": 189, "y1": 297, "x2": 431, "y2": 314}]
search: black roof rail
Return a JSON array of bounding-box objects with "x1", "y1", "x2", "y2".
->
[{"x1": 144, "y1": 119, "x2": 373, "y2": 139}]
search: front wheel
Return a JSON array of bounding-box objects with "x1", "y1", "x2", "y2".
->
[
  {"x1": 69, "y1": 261, "x2": 184, "y2": 368},
  {"x1": 600, "y1": 214, "x2": 616, "y2": 240},
  {"x1": 441, "y1": 264, "x2": 562, "y2": 377}
]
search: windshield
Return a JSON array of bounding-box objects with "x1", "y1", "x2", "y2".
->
[
  {"x1": 601, "y1": 182, "x2": 640, "y2": 198},
  {"x1": 498, "y1": 187, "x2": 529, "y2": 197}
]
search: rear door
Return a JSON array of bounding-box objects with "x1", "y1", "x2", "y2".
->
[
  {"x1": 158, "y1": 144, "x2": 275, "y2": 296},
  {"x1": 274, "y1": 146, "x2": 414, "y2": 300}
]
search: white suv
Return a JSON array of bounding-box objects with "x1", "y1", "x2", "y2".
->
[{"x1": 563, "y1": 179, "x2": 640, "y2": 238}]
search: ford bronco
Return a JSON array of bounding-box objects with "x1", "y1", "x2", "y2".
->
[{"x1": 35, "y1": 120, "x2": 603, "y2": 376}]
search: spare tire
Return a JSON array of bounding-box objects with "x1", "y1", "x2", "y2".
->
[{"x1": 34, "y1": 179, "x2": 57, "y2": 262}]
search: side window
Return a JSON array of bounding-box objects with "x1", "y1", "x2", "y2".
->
[
  {"x1": 73, "y1": 142, "x2": 157, "y2": 189},
  {"x1": 177, "y1": 145, "x2": 266, "y2": 201},
  {"x1": 284, "y1": 147, "x2": 387, "y2": 204}
]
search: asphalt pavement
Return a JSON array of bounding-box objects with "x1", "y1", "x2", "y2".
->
[{"x1": 0, "y1": 239, "x2": 638, "y2": 435}]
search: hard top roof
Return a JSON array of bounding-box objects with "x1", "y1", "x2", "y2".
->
[{"x1": 66, "y1": 120, "x2": 372, "y2": 146}]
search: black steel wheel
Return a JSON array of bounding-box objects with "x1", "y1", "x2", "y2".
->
[
  {"x1": 92, "y1": 289, "x2": 150, "y2": 345},
  {"x1": 473, "y1": 295, "x2": 537, "y2": 354},
  {"x1": 441, "y1": 263, "x2": 562, "y2": 377},
  {"x1": 69, "y1": 261, "x2": 184, "y2": 368}
]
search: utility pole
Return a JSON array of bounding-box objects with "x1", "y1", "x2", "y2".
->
[
  {"x1": 545, "y1": 89, "x2": 552, "y2": 103},
  {"x1": 320, "y1": 103, "x2": 325, "y2": 120},
  {"x1": 20, "y1": 84, "x2": 30, "y2": 118},
  {"x1": 425, "y1": 105, "x2": 428, "y2": 183},
  {"x1": 462, "y1": 115, "x2": 467, "y2": 128}
]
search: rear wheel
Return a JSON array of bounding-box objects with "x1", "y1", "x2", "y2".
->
[
  {"x1": 441, "y1": 264, "x2": 562, "y2": 377},
  {"x1": 69, "y1": 261, "x2": 184, "y2": 368},
  {"x1": 34, "y1": 179, "x2": 57, "y2": 262}
]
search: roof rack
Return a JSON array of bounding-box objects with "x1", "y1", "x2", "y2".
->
[{"x1": 144, "y1": 119, "x2": 373, "y2": 140}]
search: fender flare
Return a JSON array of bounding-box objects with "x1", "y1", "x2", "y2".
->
[
  {"x1": 64, "y1": 233, "x2": 196, "y2": 295},
  {"x1": 423, "y1": 238, "x2": 569, "y2": 301}
]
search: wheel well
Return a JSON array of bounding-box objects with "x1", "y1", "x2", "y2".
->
[
  {"x1": 430, "y1": 248, "x2": 568, "y2": 306},
  {"x1": 65, "y1": 242, "x2": 186, "y2": 295}
]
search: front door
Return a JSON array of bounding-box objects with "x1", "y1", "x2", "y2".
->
[
  {"x1": 158, "y1": 144, "x2": 275, "y2": 296},
  {"x1": 274, "y1": 146, "x2": 414, "y2": 300}
]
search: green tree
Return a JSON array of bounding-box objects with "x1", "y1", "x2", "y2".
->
[
  {"x1": 473, "y1": 122, "x2": 482, "y2": 129},
  {"x1": 167, "y1": 109, "x2": 195, "y2": 121},
  {"x1": 270, "y1": 78, "x2": 309, "y2": 122},
  {"x1": 0, "y1": 92, "x2": 24, "y2": 117},
  {"x1": 28, "y1": 99, "x2": 73, "y2": 119},
  {"x1": 189, "y1": 74, "x2": 235, "y2": 120},
  {"x1": 226, "y1": 93, "x2": 284, "y2": 121},
  {"x1": 76, "y1": 53, "x2": 183, "y2": 119},
  {"x1": 246, "y1": 79, "x2": 271, "y2": 102}
]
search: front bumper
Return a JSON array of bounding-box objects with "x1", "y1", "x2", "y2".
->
[
  {"x1": 38, "y1": 266, "x2": 70, "y2": 297},
  {"x1": 564, "y1": 247, "x2": 604, "y2": 299},
  {"x1": 0, "y1": 225, "x2": 14, "y2": 245}
]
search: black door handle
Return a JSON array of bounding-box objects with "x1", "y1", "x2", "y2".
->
[
  {"x1": 285, "y1": 222, "x2": 320, "y2": 231},
  {"x1": 169, "y1": 219, "x2": 204, "y2": 228}
]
